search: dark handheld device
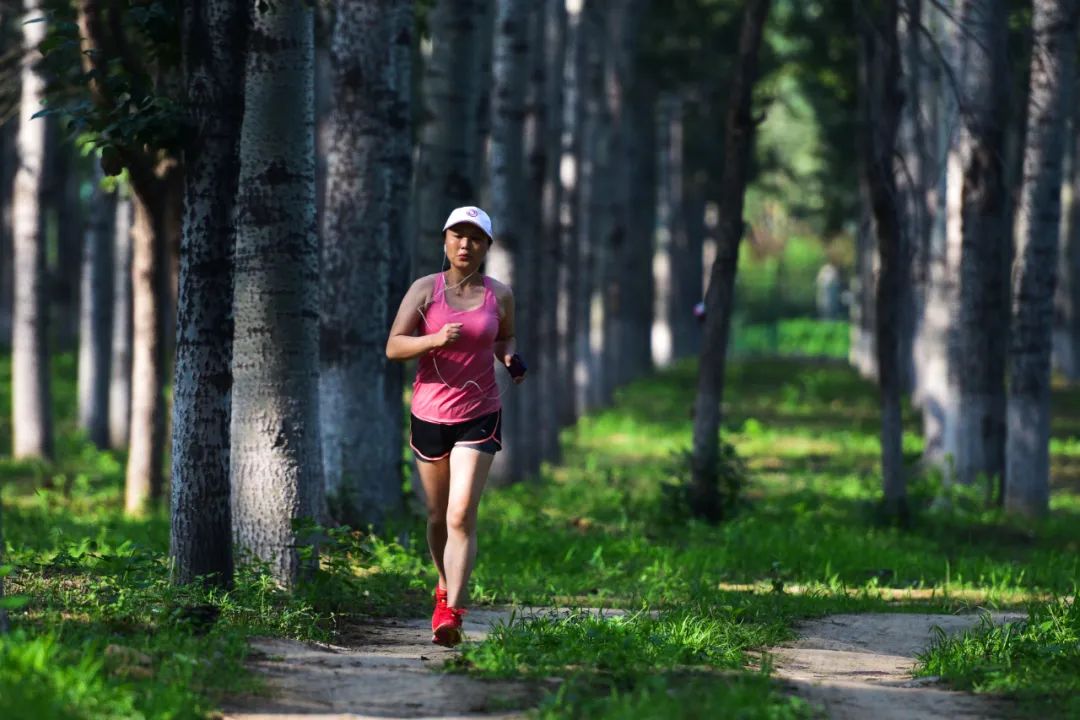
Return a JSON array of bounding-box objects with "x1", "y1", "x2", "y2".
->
[{"x1": 507, "y1": 353, "x2": 528, "y2": 379}]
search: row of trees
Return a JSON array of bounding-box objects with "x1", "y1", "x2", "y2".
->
[
  {"x1": 4, "y1": 0, "x2": 761, "y2": 588},
  {"x1": 2, "y1": 0, "x2": 1073, "y2": 592},
  {"x1": 850, "y1": 0, "x2": 1078, "y2": 519}
]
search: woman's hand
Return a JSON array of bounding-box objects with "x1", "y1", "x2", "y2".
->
[
  {"x1": 434, "y1": 322, "x2": 464, "y2": 348},
  {"x1": 503, "y1": 353, "x2": 527, "y2": 384}
]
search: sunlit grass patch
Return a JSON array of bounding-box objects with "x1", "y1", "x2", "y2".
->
[
  {"x1": 917, "y1": 599, "x2": 1080, "y2": 718},
  {"x1": 456, "y1": 607, "x2": 813, "y2": 718}
]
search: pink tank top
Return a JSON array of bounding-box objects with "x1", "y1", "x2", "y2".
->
[{"x1": 411, "y1": 273, "x2": 502, "y2": 423}]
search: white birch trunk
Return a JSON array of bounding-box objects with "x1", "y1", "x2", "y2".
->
[
  {"x1": 232, "y1": 0, "x2": 323, "y2": 587},
  {"x1": 109, "y1": 195, "x2": 133, "y2": 451},
  {"x1": 320, "y1": 0, "x2": 409, "y2": 525},
  {"x1": 12, "y1": 0, "x2": 52, "y2": 460},
  {"x1": 487, "y1": 0, "x2": 531, "y2": 484},
  {"x1": 170, "y1": 0, "x2": 247, "y2": 586},
  {"x1": 1005, "y1": 0, "x2": 1079, "y2": 517},
  {"x1": 77, "y1": 164, "x2": 115, "y2": 448},
  {"x1": 950, "y1": 0, "x2": 1010, "y2": 489}
]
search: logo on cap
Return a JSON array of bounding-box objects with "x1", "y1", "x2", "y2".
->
[{"x1": 467, "y1": 208, "x2": 479, "y2": 217}]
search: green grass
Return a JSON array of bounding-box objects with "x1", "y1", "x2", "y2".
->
[
  {"x1": 731, "y1": 318, "x2": 850, "y2": 359},
  {"x1": 2, "y1": 340, "x2": 1079, "y2": 717},
  {"x1": 917, "y1": 599, "x2": 1080, "y2": 718}
]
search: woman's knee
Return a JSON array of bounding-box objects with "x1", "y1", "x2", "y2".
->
[
  {"x1": 426, "y1": 505, "x2": 447, "y2": 526},
  {"x1": 445, "y1": 504, "x2": 476, "y2": 535}
]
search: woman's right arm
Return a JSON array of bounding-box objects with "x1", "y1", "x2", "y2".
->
[{"x1": 385, "y1": 278, "x2": 461, "y2": 361}]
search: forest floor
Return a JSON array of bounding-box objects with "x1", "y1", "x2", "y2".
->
[{"x1": 2, "y1": 336, "x2": 1079, "y2": 719}]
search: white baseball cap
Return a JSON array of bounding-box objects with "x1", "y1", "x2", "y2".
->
[{"x1": 442, "y1": 206, "x2": 494, "y2": 242}]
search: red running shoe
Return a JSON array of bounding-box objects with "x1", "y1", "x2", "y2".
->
[
  {"x1": 431, "y1": 585, "x2": 448, "y2": 632},
  {"x1": 432, "y1": 606, "x2": 467, "y2": 647}
]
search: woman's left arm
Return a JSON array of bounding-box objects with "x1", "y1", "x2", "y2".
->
[{"x1": 493, "y1": 286, "x2": 524, "y2": 382}]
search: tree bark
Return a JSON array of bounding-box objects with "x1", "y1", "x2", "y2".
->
[
  {"x1": 600, "y1": 0, "x2": 649, "y2": 400},
  {"x1": 413, "y1": 0, "x2": 491, "y2": 277},
  {"x1": 576, "y1": 0, "x2": 611, "y2": 414},
  {"x1": 232, "y1": 0, "x2": 323, "y2": 588},
  {"x1": 125, "y1": 167, "x2": 181, "y2": 515},
  {"x1": 916, "y1": 0, "x2": 960, "y2": 469},
  {"x1": 169, "y1": 0, "x2": 247, "y2": 587},
  {"x1": 536, "y1": 0, "x2": 566, "y2": 463},
  {"x1": 859, "y1": 0, "x2": 906, "y2": 518},
  {"x1": 1057, "y1": 73, "x2": 1080, "y2": 379},
  {"x1": 1005, "y1": 0, "x2": 1079, "y2": 518},
  {"x1": 384, "y1": 0, "x2": 413, "y2": 500},
  {"x1": 51, "y1": 143, "x2": 83, "y2": 353},
  {"x1": 77, "y1": 163, "x2": 115, "y2": 448},
  {"x1": 320, "y1": 0, "x2": 410, "y2": 526},
  {"x1": 689, "y1": 0, "x2": 770, "y2": 521},
  {"x1": 623, "y1": 77, "x2": 657, "y2": 384},
  {"x1": 109, "y1": 195, "x2": 133, "y2": 450},
  {"x1": 486, "y1": 0, "x2": 531, "y2": 484},
  {"x1": 652, "y1": 93, "x2": 684, "y2": 370},
  {"x1": 556, "y1": 0, "x2": 585, "y2": 427},
  {"x1": 0, "y1": 116, "x2": 14, "y2": 350},
  {"x1": 12, "y1": 0, "x2": 53, "y2": 460},
  {"x1": 950, "y1": 0, "x2": 1010, "y2": 489}
]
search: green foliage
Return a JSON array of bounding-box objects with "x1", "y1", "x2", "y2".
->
[
  {"x1": 917, "y1": 600, "x2": 1080, "y2": 718},
  {"x1": 735, "y1": 235, "x2": 832, "y2": 323},
  {"x1": 35, "y1": 0, "x2": 184, "y2": 164},
  {"x1": 731, "y1": 319, "x2": 850, "y2": 359}
]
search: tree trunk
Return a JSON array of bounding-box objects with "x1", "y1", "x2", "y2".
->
[
  {"x1": 896, "y1": 0, "x2": 928, "y2": 398},
  {"x1": 859, "y1": 0, "x2": 906, "y2": 518},
  {"x1": 599, "y1": 0, "x2": 648, "y2": 401},
  {"x1": 577, "y1": 0, "x2": 612, "y2": 414},
  {"x1": 109, "y1": 194, "x2": 133, "y2": 450},
  {"x1": 689, "y1": 0, "x2": 770, "y2": 521},
  {"x1": 232, "y1": 0, "x2": 323, "y2": 587},
  {"x1": 1, "y1": 90, "x2": 16, "y2": 349},
  {"x1": 12, "y1": 0, "x2": 53, "y2": 460},
  {"x1": 1058, "y1": 74, "x2": 1080, "y2": 379},
  {"x1": 169, "y1": 0, "x2": 247, "y2": 587},
  {"x1": 652, "y1": 93, "x2": 684, "y2": 370},
  {"x1": 536, "y1": 0, "x2": 565, "y2": 463},
  {"x1": 125, "y1": 167, "x2": 180, "y2": 515},
  {"x1": 51, "y1": 143, "x2": 83, "y2": 353},
  {"x1": 320, "y1": 0, "x2": 410, "y2": 526},
  {"x1": 413, "y1": 0, "x2": 490, "y2": 277},
  {"x1": 486, "y1": 0, "x2": 531, "y2": 484},
  {"x1": 950, "y1": 0, "x2": 1010, "y2": 489},
  {"x1": 77, "y1": 164, "x2": 115, "y2": 448},
  {"x1": 916, "y1": 0, "x2": 957, "y2": 468},
  {"x1": 1005, "y1": 0, "x2": 1079, "y2": 518},
  {"x1": 623, "y1": 78, "x2": 657, "y2": 384},
  {"x1": 849, "y1": 195, "x2": 877, "y2": 379},
  {"x1": 557, "y1": 0, "x2": 585, "y2": 427},
  {"x1": 384, "y1": 0, "x2": 413, "y2": 500}
]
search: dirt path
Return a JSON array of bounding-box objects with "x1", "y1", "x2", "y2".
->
[
  {"x1": 221, "y1": 608, "x2": 1025, "y2": 719},
  {"x1": 219, "y1": 608, "x2": 617, "y2": 720},
  {"x1": 770, "y1": 613, "x2": 1024, "y2": 719}
]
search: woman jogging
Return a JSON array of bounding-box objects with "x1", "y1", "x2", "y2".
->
[{"x1": 385, "y1": 206, "x2": 525, "y2": 647}]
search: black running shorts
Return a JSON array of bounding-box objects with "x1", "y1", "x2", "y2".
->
[{"x1": 410, "y1": 410, "x2": 502, "y2": 462}]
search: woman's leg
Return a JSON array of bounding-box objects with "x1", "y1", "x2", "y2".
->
[
  {"x1": 415, "y1": 456, "x2": 451, "y2": 589},
  {"x1": 443, "y1": 446, "x2": 494, "y2": 608}
]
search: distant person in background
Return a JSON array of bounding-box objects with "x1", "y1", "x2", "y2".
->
[{"x1": 385, "y1": 206, "x2": 526, "y2": 647}]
